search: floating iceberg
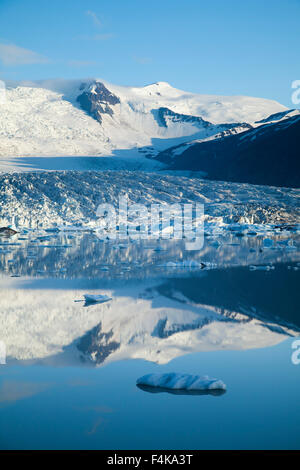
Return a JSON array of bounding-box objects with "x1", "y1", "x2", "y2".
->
[
  {"x1": 158, "y1": 260, "x2": 216, "y2": 269},
  {"x1": 159, "y1": 261, "x2": 178, "y2": 268},
  {"x1": 136, "y1": 373, "x2": 226, "y2": 391},
  {"x1": 83, "y1": 294, "x2": 112, "y2": 305},
  {"x1": 0, "y1": 227, "x2": 18, "y2": 236},
  {"x1": 263, "y1": 238, "x2": 273, "y2": 248},
  {"x1": 249, "y1": 265, "x2": 275, "y2": 271}
]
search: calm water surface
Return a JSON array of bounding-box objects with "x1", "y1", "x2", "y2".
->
[{"x1": 0, "y1": 229, "x2": 299, "y2": 449}]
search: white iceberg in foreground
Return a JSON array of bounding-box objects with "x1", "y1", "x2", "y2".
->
[
  {"x1": 83, "y1": 294, "x2": 112, "y2": 304},
  {"x1": 136, "y1": 373, "x2": 226, "y2": 391}
]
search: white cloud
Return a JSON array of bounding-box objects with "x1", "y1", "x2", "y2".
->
[
  {"x1": 83, "y1": 11, "x2": 113, "y2": 41},
  {"x1": 133, "y1": 56, "x2": 152, "y2": 65},
  {"x1": 0, "y1": 43, "x2": 49, "y2": 66},
  {"x1": 92, "y1": 33, "x2": 114, "y2": 41},
  {"x1": 68, "y1": 60, "x2": 100, "y2": 67},
  {"x1": 86, "y1": 10, "x2": 102, "y2": 28}
]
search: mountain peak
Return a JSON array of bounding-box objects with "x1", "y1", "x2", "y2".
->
[
  {"x1": 144, "y1": 81, "x2": 172, "y2": 89},
  {"x1": 0, "y1": 78, "x2": 288, "y2": 164}
]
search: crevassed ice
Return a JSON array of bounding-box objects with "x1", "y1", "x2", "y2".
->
[{"x1": 136, "y1": 373, "x2": 226, "y2": 391}]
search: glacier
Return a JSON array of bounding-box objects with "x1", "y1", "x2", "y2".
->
[{"x1": 0, "y1": 171, "x2": 299, "y2": 229}]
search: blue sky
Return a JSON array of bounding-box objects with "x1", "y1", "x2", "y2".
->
[{"x1": 0, "y1": 0, "x2": 299, "y2": 106}]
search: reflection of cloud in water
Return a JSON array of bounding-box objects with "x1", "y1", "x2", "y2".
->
[
  {"x1": 67, "y1": 378, "x2": 93, "y2": 387},
  {"x1": 0, "y1": 380, "x2": 50, "y2": 404},
  {"x1": 86, "y1": 416, "x2": 104, "y2": 435},
  {"x1": 76, "y1": 405, "x2": 113, "y2": 436}
]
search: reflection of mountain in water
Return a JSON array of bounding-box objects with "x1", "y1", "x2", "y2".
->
[
  {"x1": 77, "y1": 322, "x2": 120, "y2": 364},
  {"x1": 75, "y1": 265, "x2": 299, "y2": 366},
  {"x1": 156, "y1": 264, "x2": 300, "y2": 331},
  {"x1": 0, "y1": 231, "x2": 299, "y2": 367}
]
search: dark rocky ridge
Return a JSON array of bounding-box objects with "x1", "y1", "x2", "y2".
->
[
  {"x1": 76, "y1": 81, "x2": 120, "y2": 124},
  {"x1": 155, "y1": 107, "x2": 212, "y2": 128},
  {"x1": 255, "y1": 109, "x2": 296, "y2": 124},
  {"x1": 156, "y1": 114, "x2": 300, "y2": 188},
  {"x1": 77, "y1": 322, "x2": 120, "y2": 364},
  {"x1": 154, "y1": 107, "x2": 251, "y2": 134}
]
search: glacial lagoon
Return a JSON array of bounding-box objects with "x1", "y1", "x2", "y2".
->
[{"x1": 0, "y1": 228, "x2": 299, "y2": 449}]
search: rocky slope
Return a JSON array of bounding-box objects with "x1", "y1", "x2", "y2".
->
[{"x1": 156, "y1": 111, "x2": 300, "y2": 188}]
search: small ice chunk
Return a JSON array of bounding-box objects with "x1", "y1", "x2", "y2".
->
[
  {"x1": 209, "y1": 240, "x2": 221, "y2": 247},
  {"x1": 181, "y1": 260, "x2": 204, "y2": 268},
  {"x1": 0, "y1": 227, "x2": 18, "y2": 236},
  {"x1": 45, "y1": 228, "x2": 60, "y2": 233},
  {"x1": 158, "y1": 260, "x2": 207, "y2": 269},
  {"x1": 249, "y1": 265, "x2": 275, "y2": 271},
  {"x1": 83, "y1": 294, "x2": 112, "y2": 304},
  {"x1": 136, "y1": 373, "x2": 226, "y2": 391},
  {"x1": 263, "y1": 238, "x2": 273, "y2": 248},
  {"x1": 277, "y1": 239, "x2": 293, "y2": 247},
  {"x1": 159, "y1": 261, "x2": 178, "y2": 268}
]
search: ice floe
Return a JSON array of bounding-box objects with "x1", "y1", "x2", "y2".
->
[
  {"x1": 158, "y1": 260, "x2": 216, "y2": 269},
  {"x1": 249, "y1": 265, "x2": 275, "y2": 271},
  {"x1": 263, "y1": 238, "x2": 274, "y2": 248},
  {"x1": 136, "y1": 373, "x2": 226, "y2": 391},
  {"x1": 83, "y1": 294, "x2": 112, "y2": 305}
]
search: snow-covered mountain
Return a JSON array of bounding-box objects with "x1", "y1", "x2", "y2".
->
[
  {"x1": 156, "y1": 111, "x2": 300, "y2": 188},
  {"x1": 0, "y1": 78, "x2": 287, "y2": 162}
]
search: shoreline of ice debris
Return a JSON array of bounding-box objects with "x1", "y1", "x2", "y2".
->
[{"x1": 0, "y1": 171, "x2": 299, "y2": 230}]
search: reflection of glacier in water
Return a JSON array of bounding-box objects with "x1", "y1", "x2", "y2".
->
[
  {"x1": 0, "y1": 230, "x2": 299, "y2": 367},
  {"x1": 0, "y1": 229, "x2": 299, "y2": 279}
]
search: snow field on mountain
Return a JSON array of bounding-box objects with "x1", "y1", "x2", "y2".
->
[{"x1": 0, "y1": 79, "x2": 287, "y2": 160}]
